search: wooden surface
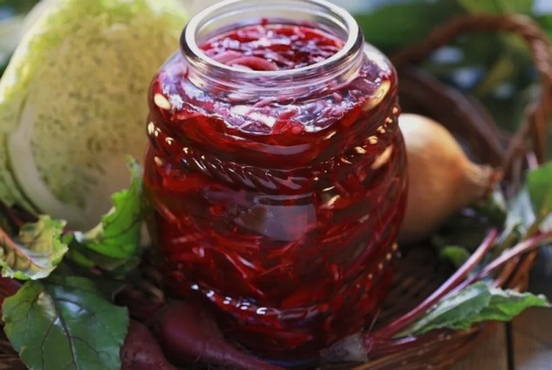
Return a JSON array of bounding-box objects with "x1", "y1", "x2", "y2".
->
[
  {"x1": 512, "y1": 308, "x2": 552, "y2": 370},
  {"x1": 450, "y1": 247, "x2": 552, "y2": 370},
  {"x1": 450, "y1": 309, "x2": 552, "y2": 370},
  {"x1": 451, "y1": 324, "x2": 509, "y2": 370}
]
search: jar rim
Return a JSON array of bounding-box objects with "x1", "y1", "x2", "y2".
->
[
  {"x1": 180, "y1": 0, "x2": 365, "y2": 100},
  {"x1": 181, "y1": 0, "x2": 363, "y2": 79}
]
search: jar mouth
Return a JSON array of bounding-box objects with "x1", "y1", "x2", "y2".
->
[{"x1": 181, "y1": 0, "x2": 364, "y2": 97}]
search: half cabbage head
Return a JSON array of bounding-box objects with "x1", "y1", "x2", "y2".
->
[{"x1": 0, "y1": 0, "x2": 187, "y2": 229}]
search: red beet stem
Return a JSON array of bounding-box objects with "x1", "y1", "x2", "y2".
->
[
  {"x1": 461, "y1": 231, "x2": 552, "y2": 289},
  {"x1": 367, "y1": 229, "x2": 499, "y2": 342},
  {"x1": 0, "y1": 201, "x2": 37, "y2": 228},
  {"x1": 0, "y1": 228, "x2": 22, "y2": 303},
  {"x1": 0, "y1": 227, "x2": 18, "y2": 253}
]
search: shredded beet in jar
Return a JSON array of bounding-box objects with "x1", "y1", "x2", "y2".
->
[
  {"x1": 202, "y1": 23, "x2": 343, "y2": 71},
  {"x1": 144, "y1": 0, "x2": 407, "y2": 362}
]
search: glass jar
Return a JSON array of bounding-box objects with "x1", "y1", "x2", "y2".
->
[{"x1": 144, "y1": 0, "x2": 407, "y2": 362}]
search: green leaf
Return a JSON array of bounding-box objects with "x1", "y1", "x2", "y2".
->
[
  {"x1": 0, "y1": 215, "x2": 68, "y2": 280},
  {"x1": 440, "y1": 246, "x2": 471, "y2": 268},
  {"x1": 65, "y1": 160, "x2": 143, "y2": 277},
  {"x1": 401, "y1": 282, "x2": 492, "y2": 336},
  {"x1": 355, "y1": 0, "x2": 462, "y2": 52},
  {"x1": 459, "y1": 0, "x2": 533, "y2": 14},
  {"x1": 0, "y1": 0, "x2": 41, "y2": 15},
  {"x1": 2, "y1": 276, "x2": 129, "y2": 370},
  {"x1": 401, "y1": 282, "x2": 550, "y2": 337},
  {"x1": 536, "y1": 14, "x2": 552, "y2": 39},
  {"x1": 477, "y1": 287, "x2": 551, "y2": 321},
  {"x1": 81, "y1": 159, "x2": 143, "y2": 260},
  {"x1": 473, "y1": 52, "x2": 516, "y2": 96},
  {"x1": 498, "y1": 187, "x2": 536, "y2": 250},
  {"x1": 505, "y1": 187, "x2": 536, "y2": 234},
  {"x1": 527, "y1": 161, "x2": 552, "y2": 215}
]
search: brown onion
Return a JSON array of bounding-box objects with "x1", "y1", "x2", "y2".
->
[{"x1": 398, "y1": 114, "x2": 500, "y2": 243}]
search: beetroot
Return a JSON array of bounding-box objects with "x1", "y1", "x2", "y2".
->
[
  {"x1": 122, "y1": 321, "x2": 175, "y2": 370},
  {"x1": 116, "y1": 285, "x2": 165, "y2": 323},
  {"x1": 152, "y1": 300, "x2": 280, "y2": 370},
  {"x1": 0, "y1": 277, "x2": 21, "y2": 306}
]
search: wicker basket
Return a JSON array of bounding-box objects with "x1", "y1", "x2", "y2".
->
[
  {"x1": 346, "y1": 14, "x2": 552, "y2": 370},
  {"x1": 0, "y1": 13, "x2": 551, "y2": 370}
]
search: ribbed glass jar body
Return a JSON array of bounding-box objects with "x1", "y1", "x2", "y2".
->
[{"x1": 144, "y1": 0, "x2": 407, "y2": 361}]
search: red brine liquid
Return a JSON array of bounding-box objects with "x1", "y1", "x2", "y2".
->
[{"x1": 144, "y1": 20, "x2": 407, "y2": 361}]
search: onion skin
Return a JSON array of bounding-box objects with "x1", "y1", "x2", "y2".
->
[{"x1": 398, "y1": 114, "x2": 500, "y2": 244}]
